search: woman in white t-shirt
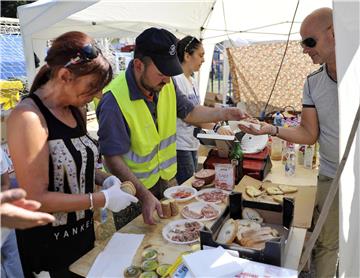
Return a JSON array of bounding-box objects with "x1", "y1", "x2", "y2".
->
[{"x1": 174, "y1": 36, "x2": 232, "y2": 185}]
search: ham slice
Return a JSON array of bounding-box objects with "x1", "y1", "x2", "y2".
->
[{"x1": 182, "y1": 206, "x2": 204, "y2": 219}]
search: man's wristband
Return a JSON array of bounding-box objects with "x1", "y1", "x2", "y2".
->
[
  {"x1": 88, "y1": 193, "x2": 94, "y2": 210},
  {"x1": 271, "y1": 126, "x2": 280, "y2": 136},
  {"x1": 275, "y1": 126, "x2": 280, "y2": 136}
]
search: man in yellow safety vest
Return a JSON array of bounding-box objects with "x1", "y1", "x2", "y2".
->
[{"x1": 97, "y1": 27, "x2": 248, "y2": 226}]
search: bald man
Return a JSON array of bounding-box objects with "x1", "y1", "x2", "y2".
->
[{"x1": 239, "y1": 8, "x2": 338, "y2": 277}]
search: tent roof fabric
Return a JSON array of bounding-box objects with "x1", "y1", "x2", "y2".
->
[
  {"x1": 227, "y1": 41, "x2": 318, "y2": 116},
  {"x1": 17, "y1": 0, "x2": 332, "y2": 98}
]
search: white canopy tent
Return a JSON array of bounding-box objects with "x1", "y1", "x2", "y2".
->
[
  {"x1": 17, "y1": 0, "x2": 332, "y2": 102},
  {"x1": 16, "y1": 1, "x2": 359, "y2": 276}
]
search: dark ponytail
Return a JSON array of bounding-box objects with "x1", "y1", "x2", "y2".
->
[{"x1": 29, "y1": 65, "x2": 51, "y2": 94}]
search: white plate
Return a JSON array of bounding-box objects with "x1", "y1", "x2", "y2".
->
[
  {"x1": 163, "y1": 186, "x2": 197, "y2": 202},
  {"x1": 181, "y1": 202, "x2": 222, "y2": 221},
  {"x1": 162, "y1": 219, "x2": 204, "y2": 245},
  {"x1": 195, "y1": 188, "x2": 230, "y2": 204},
  {"x1": 240, "y1": 134, "x2": 268, "y2": 154}
]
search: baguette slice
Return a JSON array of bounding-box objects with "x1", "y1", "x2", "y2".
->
[
  {"x1": 216, "y1": 218, "x2": 238, "y2": 244},
  {"x1": 241, "y1": 227, "x2": 272, "y2": 239},
  {"x1": 240, "y1": 234, "x2": 275, "y2": 248},
  {"x1": 278, "y1": 185, "x2": 298, "y2": 194},
  {"x1": 245, "y1": 186, "x2": 263, "y2": 197},
  {"x1": 242, "y1": 208, "x2": 263, "y2": 223},
  {"x1": 266, "y1": 186, "x2": 283, "y2": 195},
  {"x1": 272, "y1": 195, "x2": 284, "y2": 203}
]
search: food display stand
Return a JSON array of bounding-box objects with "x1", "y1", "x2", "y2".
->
[{"x1": 69, "y1": 160, "x2": 318, "y2": 277}]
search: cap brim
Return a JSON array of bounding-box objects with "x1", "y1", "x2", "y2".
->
[{"x1": 151, "y1": 54, "x2": 183, "y2": 76}]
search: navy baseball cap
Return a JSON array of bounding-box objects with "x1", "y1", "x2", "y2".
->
[{"x1": 135, "y1": 27, "x2": 183, "y2": 76}]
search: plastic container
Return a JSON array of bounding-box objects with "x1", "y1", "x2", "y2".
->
[
  {"x1": 304, "y1": 145, "x2": 314, "y2": 169},
  {"x1": 297, "y1": 144, "x2": 306, "y2": 165},
  {"x1": 270, "y1": 136, "x2": 282, "y2": 161}
]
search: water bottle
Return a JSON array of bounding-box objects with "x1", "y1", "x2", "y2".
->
[
  {"x1": 304, "y1": 145, "x2": 314, "y2": 169},
  {"x1": 297, "y1": 144, "x2": 306, "y2": 165},
  {"x1": 285, "y1": 144, "x2": 296, "y2": 176},
  {"x1": 273, "y1": 112, "x2": 283, "y2": 127}
]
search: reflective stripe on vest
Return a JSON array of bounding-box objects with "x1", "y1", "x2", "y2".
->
[{"x1": 103, "y1": 71, "x2": 177, "y2": 189}]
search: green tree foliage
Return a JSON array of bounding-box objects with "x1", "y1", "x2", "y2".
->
[{"x1": 1, "y1": 1, "x2": 35, "y2": 18}]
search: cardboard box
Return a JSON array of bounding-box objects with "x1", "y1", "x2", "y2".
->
[
  {"x1": 235, "y1": 175, "x2": 316, "y2": 228},
  {"x1": 200, "y1": 192, "x2": 294, "y2": 266}
]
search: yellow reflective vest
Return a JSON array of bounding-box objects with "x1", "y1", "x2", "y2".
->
[{"x1": 104, "y1": 72, "x2": 177, "y2": 189}]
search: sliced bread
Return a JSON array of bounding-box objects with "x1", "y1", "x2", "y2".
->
[
  {"x1": 278, "y1": 185, "x2": 298, "y2": 194},
  {"x1": 216, "y1": 218, "x2": 238, "y2": 244}
]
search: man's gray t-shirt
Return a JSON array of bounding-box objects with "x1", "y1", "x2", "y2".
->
[
  {"x1": 302, "y1": 64, "x2": 339, "y2": 178},
  {"x1": 96, "y1": 61, "x2": 195, "y2": 156}
]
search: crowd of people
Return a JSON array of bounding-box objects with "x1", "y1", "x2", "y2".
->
[{"x1": 0, "y1": 7, "x2": 339, "y2": 278}]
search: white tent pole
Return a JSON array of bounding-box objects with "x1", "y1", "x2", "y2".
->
[
  {"x1": 198, "y1": 42, "x2": 215, "y2": 104},
  {"x1": 222, "y1": 47, "x2": 229, "y2": 105},
  {"x1": 21, "y1": 35, "x2": 36, "y2": 85}
]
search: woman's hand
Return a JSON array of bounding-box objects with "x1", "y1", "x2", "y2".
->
[{"x1": 238, "y1": 121, "x2": 276, "y2": 136}]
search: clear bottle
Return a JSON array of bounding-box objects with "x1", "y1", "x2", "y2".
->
[
  {"x1": 273, "y1": 112, "x2": 283, "y2": 127},
  {"x1": 285, "y1": 144, "x2": 296, "y2": 176},
  {"x1": 304, "y1": 145, "x2": 314, "y2": 169},
  {"x1": 297, "y1": 144, "x2": 306, "y2": 165}
]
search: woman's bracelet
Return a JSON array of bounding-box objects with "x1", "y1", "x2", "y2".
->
[{"x1": 88, "y1": 193, "x2": 94, "y2": 210}]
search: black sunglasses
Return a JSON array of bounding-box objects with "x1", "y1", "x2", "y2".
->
[
  {"x1": 300, "y1": 37, "x2": 317, "y2": 48},
  {"x1": 64, "y1": 44, "x2": 100, "y2": 68}
]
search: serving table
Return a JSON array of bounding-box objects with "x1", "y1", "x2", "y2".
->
[{"x1": 70, "y1": 160, "x2": 317, "y2": 276}]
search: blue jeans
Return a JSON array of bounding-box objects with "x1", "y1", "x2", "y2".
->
[
  {"x1": 176, "y1": 150, "x2": 198, "y2": 185},
  {"x1": 1, "y1": 230, "x2": 24, "y2": 278}
]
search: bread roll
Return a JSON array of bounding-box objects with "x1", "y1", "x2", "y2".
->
[
  {"x1": 121, "y1": 181, "x2": 136, "y2": 196},
  {"x1": 169, "y1": 199, "x2": 179, "y2": 216},
  {"x1": 161, "y1": 199, "x2": 172, "y2": 219}
]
